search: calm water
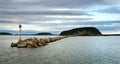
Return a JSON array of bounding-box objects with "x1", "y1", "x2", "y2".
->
[{"x1": 0, "y1": 35, "x2": 120, "y2": 64}]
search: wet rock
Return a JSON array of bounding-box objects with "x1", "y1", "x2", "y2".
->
[{"x1": 11, "y1": 43, "x2": 17, "y2": 47}]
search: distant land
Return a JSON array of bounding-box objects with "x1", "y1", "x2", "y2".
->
[
  {"x1": 0, "y1": 29, "x2": 120, "y2": 36},
  {"x1": 103, "y1": 34, "x2": 120, "y2": 36},
  {"x1": 0, "y1": 32, "x2": 12, "y2": 35},
  {"x1": 0, "y1": 32, "x2": 53, "y2": 35},
  {"x1": 60, "y1": 27, "x2": 102, "y2": 36},
  {"x1": 14, "y1": 32, "x2": 53, "y2": 35},
  {"x1": 35, "y1": 32, "x2": 52, "y2": 35},
  {"x1": 60, "y1": 27, "x2": 120, "y2": 36}
]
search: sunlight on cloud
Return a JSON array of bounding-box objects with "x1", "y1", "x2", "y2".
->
[
  {"x1": 102, "y1": 30, "x2": 120, "y2": 34},
  {"x1": 91, "y1": 12, "x2": 120, "y2": 21},
  {"x1": 45, "y1": 15, "x2": 92, "y2": 19},
  {"x1": 19, "y1": 24, "x2": 47, "y2": 31}
]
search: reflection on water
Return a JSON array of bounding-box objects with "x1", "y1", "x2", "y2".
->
[{"x1": 0, "y1": 35, "x2": 120, "y2": 64}]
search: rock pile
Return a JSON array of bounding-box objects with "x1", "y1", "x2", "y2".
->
[{"x1": 11, "y1": 36, "x2": 66, "y2": 48}]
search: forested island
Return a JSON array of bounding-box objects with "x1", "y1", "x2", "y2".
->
[{"x1": 60, "y1": 27, "x2": 102, "y2": 36}]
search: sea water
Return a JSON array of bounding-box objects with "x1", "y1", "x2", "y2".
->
[{"x1": 0, "y1": 35, "x2": 120, "y2": 64}]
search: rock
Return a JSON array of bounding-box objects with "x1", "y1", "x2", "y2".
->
[
  {"x1": 25, "y1": 41, "x2": 34, "y2": 45},
  {"x1": 60, "y1": 27, "x2": 102, "y2": 36},
  {"x1": 30, "y1": 43, "x2": 38, "y2": 48},
  {"x1": 11, "y1": 36, "x2": 66, "y2": 48},
  {"x1": 45, "y1": 38, "x2": 51, "y2": 43},
  {"x1": 39, "y1": 39, "x2": 47, "y2": 46},
  {"x1": 17, "y1": 42, "x2": 27, "y2": 48},
  {"x1": 49, "y1": 38, "x2": 57, "y2": 42},
  {"x1": 11, "y1": 43, "x2": 17, "y2": 47},
  {"x1": 27, "y1": 44, "x2": 32, "y2": 48},
  {"x1": 37, "y1": 42, "x2": 44, "y2": 47}
]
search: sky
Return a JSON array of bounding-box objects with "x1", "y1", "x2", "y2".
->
[{"x1": 0, "y1": 0, "x2": 120, "y2": 34}]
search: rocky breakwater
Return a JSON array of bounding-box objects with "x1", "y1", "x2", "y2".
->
[{"x1": 11, "y1": 36, "x2": 66, "y2": 48}]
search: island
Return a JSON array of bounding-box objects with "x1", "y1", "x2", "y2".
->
[
  {"x1": 60, "y1": 27, "x2": 102, "y2": 36},
  {"x1": 35, "y1": 32, "x2": 52, "y2": 35},
  {"x1": 0, "y1": 32, "x2": 12, "y2": 35}
]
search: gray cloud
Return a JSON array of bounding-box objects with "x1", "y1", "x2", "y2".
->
[
  {"x1": 0, "y1": 20, "x2": 14, "y2": 23},
  {"x1": 0, "y1": 20, "x2": 120, "y2": 34},
  {"x1": 0, "y1": 15, "x2": 93, "y2": 24},
  {"x1": 0, "y1": 0, "x2": 119, "y2": 9},
  {"x1": 25, "y1": 20, "x2": 120, "y2": 26},
  {"x1": 0, "y1": 10, "x2": 91, "y2": 16},
  {"x1": 8, "y1": 0, "x2": 120, "y2": 8},
  {"x1": 0, "y1": 0, "x2": 120, "y2": 34}
]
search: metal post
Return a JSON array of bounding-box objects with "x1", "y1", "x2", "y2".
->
[{"x1": 19, "y1": 24, "x2": 22, "y2": 42}]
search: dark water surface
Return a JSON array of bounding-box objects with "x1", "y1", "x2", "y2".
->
[{"x1": 0, "y1": 35, "x2": 120, "y2": 64}]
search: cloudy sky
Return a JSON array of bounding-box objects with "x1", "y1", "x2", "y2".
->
[{"x1": 0, "y1": 0, "x2": 120, "y2": 34}]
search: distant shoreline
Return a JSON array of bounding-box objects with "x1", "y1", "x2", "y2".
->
[
  {"x1": 0, "y1": 32, "x2": 120, "y2": 36},
  {"x1": 103, "y1": 34, "x2": 120, "y2": 36},
  {"x1": 0, "y1": 32, "x2": 58, "y2": 36},
  {"x1": 0, "y1": 34, "x2": 120, "y2": 36}
]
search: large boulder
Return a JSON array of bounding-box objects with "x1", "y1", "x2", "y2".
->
[{"x1": 60, "y1": 27, "x2": 102, "y2": 36}]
